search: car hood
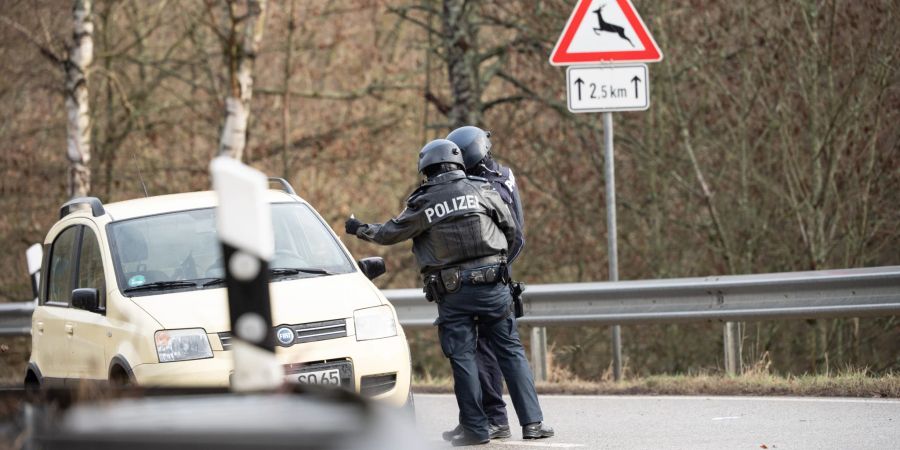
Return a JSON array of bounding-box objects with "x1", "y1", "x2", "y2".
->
[{"x1": 130, "y1": 273, "x2": 383, "y2": 331}]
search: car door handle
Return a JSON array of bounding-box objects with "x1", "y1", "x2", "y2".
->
[
  {"x1": 36, "y1": 321, "x2": 44, "y2": 333},
  {"x1": 65, "y1": 324, "x2": 74, "y2": 335}
]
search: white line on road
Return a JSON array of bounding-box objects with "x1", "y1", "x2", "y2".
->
[
  {"x1": 711, "y1": 416, "x2": 742, "y2": 421},
  {"x1": 496, "y1": 442, "x2": 585, "y2": 448}
]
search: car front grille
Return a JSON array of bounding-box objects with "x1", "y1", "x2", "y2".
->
[
  {"x1": 218, "y1": 318, "x2": 348, "y2": 350},
  {"x1": 360, "y1": 373, "x2": 397, "y2": 397}
]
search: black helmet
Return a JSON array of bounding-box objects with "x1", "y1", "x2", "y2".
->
[
  {"x1": 417, "y1": 139, "x2": 465, "y2": 175},
  {"x1": 446, "y1": 126, "x2": 492, "y2": 169}
]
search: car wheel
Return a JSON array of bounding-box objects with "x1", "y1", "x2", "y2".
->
[
  {"x1": 109, "y1": 366, "x2": 132, "y2": 387},
  {"x1": 24, "y1": 370, "x2": 40, "y2": 393}
]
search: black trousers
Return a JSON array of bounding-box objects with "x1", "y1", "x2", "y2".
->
[
  {"x1": 437, "y1": 281, "x2": 543, "y2": 439},
  {"x1": 476, "y1": 323, "x2": 509, "y2": 426}
]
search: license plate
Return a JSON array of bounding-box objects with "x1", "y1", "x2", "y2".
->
[{"x1": 296, "y1": 368, "x2": 341, "y2": 386}]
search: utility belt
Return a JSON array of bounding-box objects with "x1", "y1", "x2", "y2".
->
[{"x1": 422, "y1": 255, "x2": 505, "y2": 303}]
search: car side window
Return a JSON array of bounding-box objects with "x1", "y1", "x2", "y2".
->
[
  {"x1": 47, "y1": 226, "x2": 80, "y2": 305},
  {"x1": 77, "y1": 227, "x2": 107, "y2": 309}
]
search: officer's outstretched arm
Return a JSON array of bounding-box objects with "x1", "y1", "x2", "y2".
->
[{"x1": 356, "y1": 201, "x2": 427, "y2": 245}]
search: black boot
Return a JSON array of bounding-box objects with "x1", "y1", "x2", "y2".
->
[
  {"x1": 522, "y1": 422, "x2": 554, "y2": 439},
  {"x1": 489, "y1": 423, "x2": 511, "y2": 439},
  {"x1": 441, "y1": 424, "x2": 463, "y2": 441},
  {"x1": 451, "y1": 431, "x2": 490, "y2": 447}
]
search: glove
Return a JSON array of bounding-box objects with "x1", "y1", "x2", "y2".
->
[{"x1": 345, "y1": 217, "x2": 363, "y2": 235}]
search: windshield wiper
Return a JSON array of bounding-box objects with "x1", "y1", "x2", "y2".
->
[
  {"x1": 123, "y1": 280, "x2": 198, "y2": 293},
  {"x1": 269, "y1": 267, "x2": 335, "y2": 277},
  {"x1": 201, "y1": 278, "x2": 227, "y2": 287}
]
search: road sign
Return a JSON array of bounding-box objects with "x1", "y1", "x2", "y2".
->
[
  {"x1": 550, "y1": 0, "x2": 663, "y2": 66},
  {"x1": 566, "y1": 64, "x2": 649, "y2": 113}
]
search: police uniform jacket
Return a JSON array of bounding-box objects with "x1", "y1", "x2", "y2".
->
[
  {"x1": 475, "y1": 160, "x2": 525, "y2": 264},
  {"x1": 355, "y1": 170, "x2": 517, "y2": 274}
]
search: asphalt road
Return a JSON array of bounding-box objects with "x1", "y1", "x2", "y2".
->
[{"x1": 414, "y1": 394, "x2": 900, "y2": 449}]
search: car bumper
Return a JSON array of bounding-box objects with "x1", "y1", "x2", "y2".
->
[{"x1": 131, "y1": 334, "x2": 411, "y2": 407}]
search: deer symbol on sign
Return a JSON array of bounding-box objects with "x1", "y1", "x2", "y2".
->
[{"x1": 593, "y1": 4, "x2": 634, "y2": 47}]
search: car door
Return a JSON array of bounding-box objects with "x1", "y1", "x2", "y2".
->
[
  {"x1": 32, "y1": 225, "x2": 80, "y2": 384},
  {"x1": 66, "y1": 225, "x2": 111, "y2": 381}
]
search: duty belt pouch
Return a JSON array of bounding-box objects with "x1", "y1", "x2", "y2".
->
[
  {"x1": 484, "y1": 266, "x2": 499, "y2": 284},
  {"x1": 440, "y1": 267, "x2": 461, "y2": 293}
]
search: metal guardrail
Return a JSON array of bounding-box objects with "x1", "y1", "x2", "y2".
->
[
  {"x1": 0, "y1": 301, "x2": 33, "y2": 336},
  {"x1": 386, "y1": 266, "x2": 900, "y2": 328},
  {"x1": 2, "y1": 267, "x2": 899, "y2": 337}
]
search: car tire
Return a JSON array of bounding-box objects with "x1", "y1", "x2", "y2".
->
[
  {"x1": 24, "y1": 370, "x2": 40, "y2": 393},
  {"x1": 109, "y1": 366, "x2": 132, "y2": 387}
]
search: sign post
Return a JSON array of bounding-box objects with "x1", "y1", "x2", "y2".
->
[
  {"x1": 550, "y1": 0, "x2": 663, "y2": 381},
  {"x1": 211, "y1": 156, "x2": 283, "y2": 392}
]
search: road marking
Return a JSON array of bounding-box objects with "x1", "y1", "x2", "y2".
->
[
  {"x1": 711, "y1": 416, "x2": 742, "y2": 421},
  {"x1": 496, "y1": 442, "x2": 585, "y2": 448},
  {"x1": 416, "y1": 394, "x2": 900, "y2": 405}
]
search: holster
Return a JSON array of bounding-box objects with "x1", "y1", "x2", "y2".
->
[
  {"x1": 510, "y1": 281, "x2": 525, "y2": 318},
  {"x1": 423, "y1": 274, "x2": 445, "y2": 303}
]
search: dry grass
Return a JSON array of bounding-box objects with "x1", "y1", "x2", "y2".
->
[
  {"x1": 414, "y1": 355, "x2": 900, "y2": 399},
  {"x1": 413, "y1": 372, "x2": 900, "y2": 398},
  {"x1": 0, "y1": 337, "x2": 29, "y2": 387}
]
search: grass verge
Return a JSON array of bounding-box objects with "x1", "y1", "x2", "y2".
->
[{"x1": 413, "y1": 371, "x2": 900, "y2": 398}]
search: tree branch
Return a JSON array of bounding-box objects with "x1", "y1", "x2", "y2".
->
[{"x1": 0, "y1": 14, "x2": 62, "y2": 63}]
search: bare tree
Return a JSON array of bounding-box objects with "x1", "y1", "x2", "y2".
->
[
  {"x1": 207, "y1": 0, "x2": 268, "y2": 161},
  {"x1": 1, "y1": 0, "x2": 94, "y2": 198},
  {"x1": 66, "y1": 0, "x2": 94, "y2": 197}
]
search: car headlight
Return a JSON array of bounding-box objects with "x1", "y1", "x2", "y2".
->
[
  {"x1": 155, "y1": 328, "x2": 213, "y2": 363},
  {"x1": 354, "y1": 305, "x2": 397, "y2": 341}
]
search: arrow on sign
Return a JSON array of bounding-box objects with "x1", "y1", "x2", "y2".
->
[
  {"x1": 574, "y1": 77, "x2": 585, "y2": 101},
  {"x1": 631, "y1": 75, "x2": 642, "y2": 98}
]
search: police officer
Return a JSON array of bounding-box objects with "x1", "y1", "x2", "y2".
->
[
  {"x1": 345, "y1": 139, "x2": 553, "y2": 446},
  {"x1": 440, "y1": 126, "x2": 525, "y2": 442}
]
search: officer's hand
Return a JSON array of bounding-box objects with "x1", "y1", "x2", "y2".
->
[{"x1": 345, "y1": 217, "x2": 363, "y2": 235}]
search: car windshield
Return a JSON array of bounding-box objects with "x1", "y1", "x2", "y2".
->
[{"x1": 108, "y1": 203, "x2": 355, "y2": 295}]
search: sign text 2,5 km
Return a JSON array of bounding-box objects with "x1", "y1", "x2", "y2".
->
[{"x1": 567, "y1": 64, "x2": 649, "y2": 113}]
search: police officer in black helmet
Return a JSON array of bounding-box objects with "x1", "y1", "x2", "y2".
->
[
  {"x1": 441, "y1": 125, "x2": 529, "y2": 442},
  {"x1": 345, "y1": 139, "x2": 553, "y2": 446}
]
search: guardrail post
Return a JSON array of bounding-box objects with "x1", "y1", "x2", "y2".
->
[
  {"x1": 612, "y1": 325, "x2": 623, "y2": 380},
  {"x1": 530, "y1": 326, "x2": 548, "y2": 382},
  {"x1": 723, "y1": 321, "x2": 742, "y2": 375}
]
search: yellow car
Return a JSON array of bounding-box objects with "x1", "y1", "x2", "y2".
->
[{"x1": 26, "y1": 187, "x2": 412, "y2": 408}]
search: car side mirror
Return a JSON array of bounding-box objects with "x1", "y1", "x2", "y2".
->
[
  {"x1": 71, "y1": 288, "x2": 100, "y2": 312},
  {"x1": 357, "y1": 257, "x2": 386, "y2": 280}
]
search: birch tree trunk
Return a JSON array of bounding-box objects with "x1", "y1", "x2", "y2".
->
[
  {"x1": 218, "y1": 0, "x2": 268, "y2": 161},
  {"x1": 66, "y1": 0, "x2": 93, "y2": 198}
]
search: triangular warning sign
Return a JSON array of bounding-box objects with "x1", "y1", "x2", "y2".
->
[{"x1": 550, "y1": 0, "x2": 663, "y2": 66}]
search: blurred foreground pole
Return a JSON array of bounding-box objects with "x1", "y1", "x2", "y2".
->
[
  {"x1": 211, "y1": 156, "x2": 282, "y2": 392},
  {"x1": 604, "y1": 112, "x2": 623, "y2": 382}
]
